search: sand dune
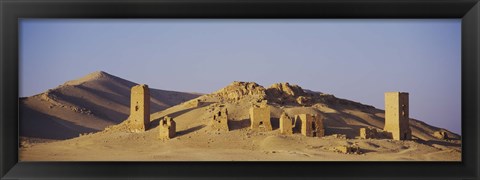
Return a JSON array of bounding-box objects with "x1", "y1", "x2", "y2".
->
[
  {"x1": 20, "y1": 71, "x2": 201, "y2": 140},
  {"x1": 20, "y1": 80, "x2": 461, "y2": 161}
]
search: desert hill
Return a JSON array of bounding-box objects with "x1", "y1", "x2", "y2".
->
[
  {"x1": 19, "y1": 71, "x2": 201, "y2": 140},
  {"x1": 20, "y1": 81, "x2": 461, "y2": 161},
  {"x1": 149, "y1": 81, "x2": 460, "y2": 141}
]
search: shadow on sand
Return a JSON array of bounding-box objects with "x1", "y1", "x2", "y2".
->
[{"x1": 176, "y1": 125, "x2": 206, "y2": 137}]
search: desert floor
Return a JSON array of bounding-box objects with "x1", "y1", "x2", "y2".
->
[{"x1": 19, "y1": 128, "x2": 461, "y2": 161}]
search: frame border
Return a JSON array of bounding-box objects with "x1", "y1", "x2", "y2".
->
[{"x1": 1, "y1": 0, "x2": 479, "y2": 179}]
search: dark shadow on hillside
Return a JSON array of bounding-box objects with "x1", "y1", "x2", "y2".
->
[
  {"x1": 55, "y1": 90, "x2": 129, "y2": 123},
  {"x1": 19, "y1": 106, "x2": 98, "y2": 140},
  {"x1": 335, "y1": 106, "x2": 381, "y2": 127},
  {"x1": 149, "y1": 102, "x2": 213, "y2": 129},
  {"x1": 150, "y1": 89, "x2": 202, "y2": 107},
  {"x1": 77, "y1": 84, "x2": 130, "y2": 107},
  {"x1": 78, "y1": 85, "x2": 174, "y2": 119},
  {"x1": 421, "y1": 139, "x2": 462, "y2": 148}
]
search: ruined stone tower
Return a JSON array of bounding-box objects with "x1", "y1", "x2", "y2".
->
[
  {"x1": 279, "y1": 112, "x2": 293, "y2": 135},
  {"x1": 128, "y1": 84, "x2": 150, "y2": 132},
  {"x1": 159, "y1": 116, "x2": 176, "y2": 140},
  {"x1": 384, "y1": 92, "x2": 411, "y2": 140},
  {"x1": 249, "y1": 100, "x2": 272, "y2": 131},
  {"x1": 211, "y1": 107, "x2": 229, "y2": 132},
  {"x1": 294, "y1": 114, "x2": 324, "y2": 137}
]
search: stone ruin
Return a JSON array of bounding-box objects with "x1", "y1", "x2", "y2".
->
[
  {"x1": 384, "y1": 92, "x2": 412, "y2": 140},
  {"x1": 249, "y1": 100, "x2": 272, "y2": 131},
  {"x1": 127, "y1": 84, "x2": 150, "y2": 132},
  {"x1": 210, "y1": 107, "x2": 229, "y2": 132},
  {"x1": 359, "y1": 126, "x2": 392, "y2": 139},
  {"x1": 294, "y1": 114, "x2": 325, "y2": 137},
  {"x1": 279, "y1": 112, "x2": 293, "y2": 135},
  {"x1": 159, "y1": 116, "x2": 176, "y2": 140}
]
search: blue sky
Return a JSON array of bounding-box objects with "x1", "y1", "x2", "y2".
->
[{"x1": 19, "y1": 19, "x2": 461, "y2": 134}]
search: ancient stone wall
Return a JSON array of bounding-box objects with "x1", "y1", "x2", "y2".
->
[
  {"x1": 128, "y1": 84, "x2": 150, "y2": 132},
  {"x1": 384, "y1": 92, "x2": 412, "y2": 140},
  {"x1": 359, "y1": 127, "x2": 392, "y2": 139},
  {"x1": 279, "y1": 112, "x2": 293, "y2": 135},
  {"x1": 296, "y1": 114, "x2": 311, "y2": 136},
  {"x1": 211, "y1": 107, "x2": 229, "y2": 131},
  {"x1": 249, "y1": 100, "x2": 272, "y2": 131},
  {"x1": 159, "y1": 116, "x2": 176, "y2": 140},
  {"x1": 313, "y1": 115, "x2": 325, "y2": 137},
  {"x1": 294, "y1": 114, "x2": 325, "y2": 137}
]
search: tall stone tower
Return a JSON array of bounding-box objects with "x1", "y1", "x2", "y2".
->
[
  {"x1": 384, "y1": 92, "x2": 411, "y2": 140},
  {"x1": 128, "y1": 84, "x2": 150, "y2": 132}
]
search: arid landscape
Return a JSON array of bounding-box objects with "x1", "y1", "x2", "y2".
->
[{"x1": 19, "y1": 71, "x2": 461, "y2": 161}]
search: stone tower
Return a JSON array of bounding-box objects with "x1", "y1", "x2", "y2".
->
[
  {"x1": 249, "y1": 100, "x2": 272, "y2": 131},
  {"x1": 128, "y1": 84, "x2": 150, "y2": 132},
  {"x1": 279, "y1": 112, "x2": 293, "y2": 135},
  {"x1": 384, "y1": 92, "x2": 411, "y2": 140},
  {"x1": 294, "y1": 114, "x2": 324, "y2": 137},
  {"x1": 211, "y1": 107, "x2": 229, "y2": 132}
]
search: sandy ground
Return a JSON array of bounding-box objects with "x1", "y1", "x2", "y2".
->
[{"x1": 19, "y1": 128, "x2": 461, "y2": 161}]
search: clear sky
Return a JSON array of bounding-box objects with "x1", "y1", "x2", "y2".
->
[{"x1": 19, "y1": 19, "x2": 461, "y2": 134}]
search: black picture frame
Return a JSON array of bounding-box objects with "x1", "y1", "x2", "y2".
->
[{"x1": 1, "y1": 0, "x2": 479, "y2": 179}]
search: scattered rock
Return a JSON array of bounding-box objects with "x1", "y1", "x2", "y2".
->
[
  {"x1": 335, "y1": 145, "x2": 361, "y2": 154},
  {"x1": 433, "y1": 130, "x2": 449, "y2": 140}
]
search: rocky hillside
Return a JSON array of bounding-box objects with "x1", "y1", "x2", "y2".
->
[{"x1": 146, "y1": 81, "x2": 460, "y2": 141}]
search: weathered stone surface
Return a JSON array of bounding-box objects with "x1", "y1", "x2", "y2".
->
[
  {"x1": 267, "y1": 82, "x2": 305, "y2": 97},
  {"x1": 211, "y1": 107, "x2": 229, "y2": 131},
  {"x1": 294, "y1": 114, "x2": 325, "y2": 137},
  {"x1": 313, "y1": 115, "x2": 325, "y2": 137},
  {"x1": 433, "y1": 131, "x2": 449, "y2": 140},
  {"x1": 279, "y1": 112, "x2": 293, "y2": 135},
  {"x1": 384, "y1": 92, "x2": 412, "y2": 140},
  {"x1": 127, "y1": 84, "x2": 150, "y2": 132},
  {"x1": 213, "y1": 81, "x2": 266, "y2": 103},
  {"x1": 249, "y1": 100, "x2": 272, "y2": 131},
  {"x1": 266, "y1": 82, "x2": 308, "y2": 106},
  {"x1": 159, "y1": 116, "x2": 176, "y2": 140},
  {"x1": 359, "y1": 126, "x2": 392, "y2": 139}
]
